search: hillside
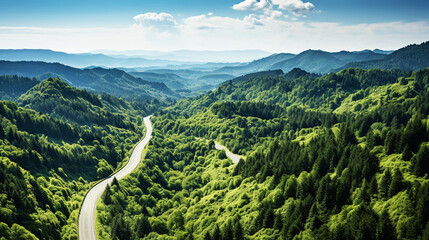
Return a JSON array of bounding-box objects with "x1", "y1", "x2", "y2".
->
[
  {"x1": 0, "y1": 60, "x2": 176, "y2": 99},
  {"x1": 91, "y1": 67, "x2": 429, "y2": 239},
  {"x1": 0, "y1": 77, "x2": 159, "y2": 238},
  {"x1": 2, "y1": 46, "x2": 429, "y2": 240},
  {"x1": 341, "y1": 41, "x2": 429, "y2": 71},
  {"x1": 0, "y1": 75, "x2": 39, "y2": 100}
]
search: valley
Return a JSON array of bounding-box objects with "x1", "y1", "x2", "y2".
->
[{"x1": 1, "y1": 41, "x2": 429, "y2": 240}]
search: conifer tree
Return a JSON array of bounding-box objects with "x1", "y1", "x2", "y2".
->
[
  {"x1": 233, "y1": 220, "x2": 244, "y2": 240},
  {"x1": 376, "y1": 211, "x2": 396, "y2": 240},
  {"x1": 103, "y1": 184, "x2": 112, "y2": 205},
  {"x1": 389, "y1": 169, "x2": 404, "y2": 197},
  {"x1": 212, "y1": 224, "x2": 221, "y2": 240},
  {"x1": 379, "y1": 168, "x2": 392, "y2": 199},
  {"x1": 402, "y1": 144, "x2": 413, "y2": 161}
]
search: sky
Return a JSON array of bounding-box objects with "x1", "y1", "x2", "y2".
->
[{"x1": 0, "y1": 0, "x2": 429, "y2": 53}]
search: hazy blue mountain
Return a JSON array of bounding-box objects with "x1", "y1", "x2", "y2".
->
[
  {"x1": 214, "y1": 53, "x2": 295, "y2": 75},
  {"x1": 137, "y1": 69, "x2": 236, "y2": 92},
  {"x1": 92, "y1": 49, "x2": 272, "y2": 62},
  {"x1": 272, "y1": 50, "x2": 344, "y2": 73},
  {"x1": 340, "y1": 41, "x2": 429, "y2": 71},
  {"x1": 372, "y1": 49, "x2": 394, "y2": 54},
  {"x1": 331, "y1": 50, "x2": 386, "y2": 62},
  {"x1": 128, "y1": 71, "x2": 186, "y2": 90},
  {"x1": 214, "y1": 49, "x2": 385, "y2": 75},
  {"x1": 198, "y1": 74, "x2": 236, "y2": 82},
  {"x1": 0, "y1": 49, "x2": 186, "y2": 68},
  {"x1": 0, "y1": 60, "x2": 177, "y2": 99}
]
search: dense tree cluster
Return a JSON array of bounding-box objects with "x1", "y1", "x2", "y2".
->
[
  {"x1": 0, "y1": 75, "x2": 39, "y2": 100},
  {"x1": 0, "y1": 78, "x2": 148, "y2": 239},
  {"x1": 97, "y1": 67, "x2": 429, "y2": 239},
  {"x1": 2, "y1": 64, "x2": 429, "y2": 239}
]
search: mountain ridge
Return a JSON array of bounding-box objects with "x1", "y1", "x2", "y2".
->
[{"x1": 0, "y1": 60, "x2": 177, "y2": 99}]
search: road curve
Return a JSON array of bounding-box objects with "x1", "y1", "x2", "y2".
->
[
  {"x1": 215, "y1": 143, "x2": 241, "y2": 164},
  {"x1": 79, "y1": 115, "x2": 152, "y2": 240}
]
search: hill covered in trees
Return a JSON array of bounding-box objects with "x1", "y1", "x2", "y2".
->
[
  {"x1": 1, "y1": 42, "x2": 429, "y2": 239},
  {"x1": 341, "y1": 41, "x2": 429, "y2": 71},
  {"x1": 0, "y1": 75, "x2": 39, "y2": 100},
  {"x1": 0, "y1": 78, "x2": 158, "y2": 239},
  {"x1": 0, "y1": 60, "x2": 177, "y2": 100},
  {"x1": 93, "y1": 67, "x2": 429, "y2": 239}
]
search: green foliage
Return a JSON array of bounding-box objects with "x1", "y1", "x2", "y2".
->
[
  {"x1": 0, "y1": 75, "x2": 39, "y2": 100},
  {"x1": 4, "y1": 65, "x2": 429, "y2": 240},
  {"x1": 0, "y1": 78, "x2": 151, "y2": 239}
]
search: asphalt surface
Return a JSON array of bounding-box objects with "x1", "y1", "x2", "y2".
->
[
  {"x1": 78, "y1": 115, "x2": 152, "y2": 240},
  {"x1": 215, "y1": 143, "x2": 241, "y2": 164}
]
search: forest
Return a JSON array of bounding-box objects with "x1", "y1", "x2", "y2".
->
[
  {"x1": 95, "y1": 68, "x2": 429, "y2": 239},
  {"x1": 1, "y1": 65, "x2": 429, "y2": 240}
]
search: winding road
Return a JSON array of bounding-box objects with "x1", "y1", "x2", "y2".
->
[
  {"x1": 79, "y1": 115, "x2": 152, "y2": 240},
  {"x1": 215, "y1": 143, "x2": 241, "y2": 164}
]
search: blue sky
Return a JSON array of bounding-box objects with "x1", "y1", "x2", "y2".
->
[{"x1": 1, "y1": 0, "x2": 429, "y2": 53}]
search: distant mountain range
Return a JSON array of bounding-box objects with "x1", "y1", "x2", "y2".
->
[
  {"x1": 91, "y1": 49, "x2": 272, "y2": 63},
  {"x1": 1, "y1": 42, "x2": 427, "y2": 96},
  {"x1": 0, "y1": 60, "x2": 176, "y2": 99},
  {"x1": 214, "y1": 49, "x2": 387, "y2": 75},
  {"x1": 339, "y1": 41, "x2": 429, "y2": 71},
  {"x1": 0, "y1": 49, "x2": 188, "y2": 68}
]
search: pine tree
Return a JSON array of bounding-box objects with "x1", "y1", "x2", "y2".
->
[
  {"x1": 222, "y1": 220, "x2": 234, "y2": 240},
  {"x1": 0, "y1": 125, "x2": 4, "y2": 138},
  {"x1": 402, "y1": 144, "x2": 412, "y2": 161},
  {"x1": 273, "y1": 213, "x2": 283, "y2": 230},
  {"x1": 376, "y1": 211, "x2": 396, "y2": 240},
  {"x1": 389, "y1": 169, "x2": 404, "y2": 197},
  {"x1": 212, "y1": 224, "x2": 221, "y2": 240},
  {"x1": 136, "y1": 215, "x2": 152, "y2": 238},
  {"x1": 103, "y1": 184, "x2": 112, "y2": 205},
  {"x1": 112, "y1": 176, "x2": 119, "y2": 187},
  {"x1": 368, "y1": 176, "x2": 378, "y2": 197},
  {"x1": 263, "y1": 206, "x2": 275, "y2": 228},
  {"x1": 379, "y1": 168, "x2": 391, "y2": 199},
  {"x1": 204, "y1": 231, "x2": 212, "y2": 240},
  {"x1": 412, "y1": 145, "x2": 429, "y2": 177},
  {"x1": 233, "y1": 221, "x2": 244, "y2": 240}
]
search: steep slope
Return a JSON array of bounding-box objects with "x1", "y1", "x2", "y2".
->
[
  {"x1": 0, "y1": 60, "x2": 176, "y2": 99},
  {"x1": 341, "y1": 41, "x2": 429, "y2": 71},
  {"x1": 17, "y1": 78, "x2": 146, "y2": 127},
  {"x1": 95, "y1": 68, "x2": 429, "y2": 239},
  {"x1": 0, "y1": 75, "x2": 39, "y2": 100},
  {"x1": 0, "y1": 82, "x2": 150, "y2": 239}
]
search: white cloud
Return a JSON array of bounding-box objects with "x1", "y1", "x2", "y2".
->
[
  {"x1": 233, "y1": 0, "x2": 270, "y2": 11},
  {"x1": 133, "y1": 12, "x2": 174, "y2": 22},
  {"x1": 271, "y1": 0, "x2": 314, "y2": 16},
  {"x1": 1, "y1": 18, "x2": 429, "y2": 54},
  {"x1": 233, "y1": 0, "x2": 314, "y2": 17},
  {"x1": 133, "y1": 12, "x2": 177, "y2": 30}
]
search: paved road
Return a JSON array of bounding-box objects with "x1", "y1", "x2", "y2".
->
[
  {"x1": 79, "y1": 115, "x2": 152, "y2": 240},
  {"x1": 215, "y1": 143, "x2": 241, "y2": 164}
]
